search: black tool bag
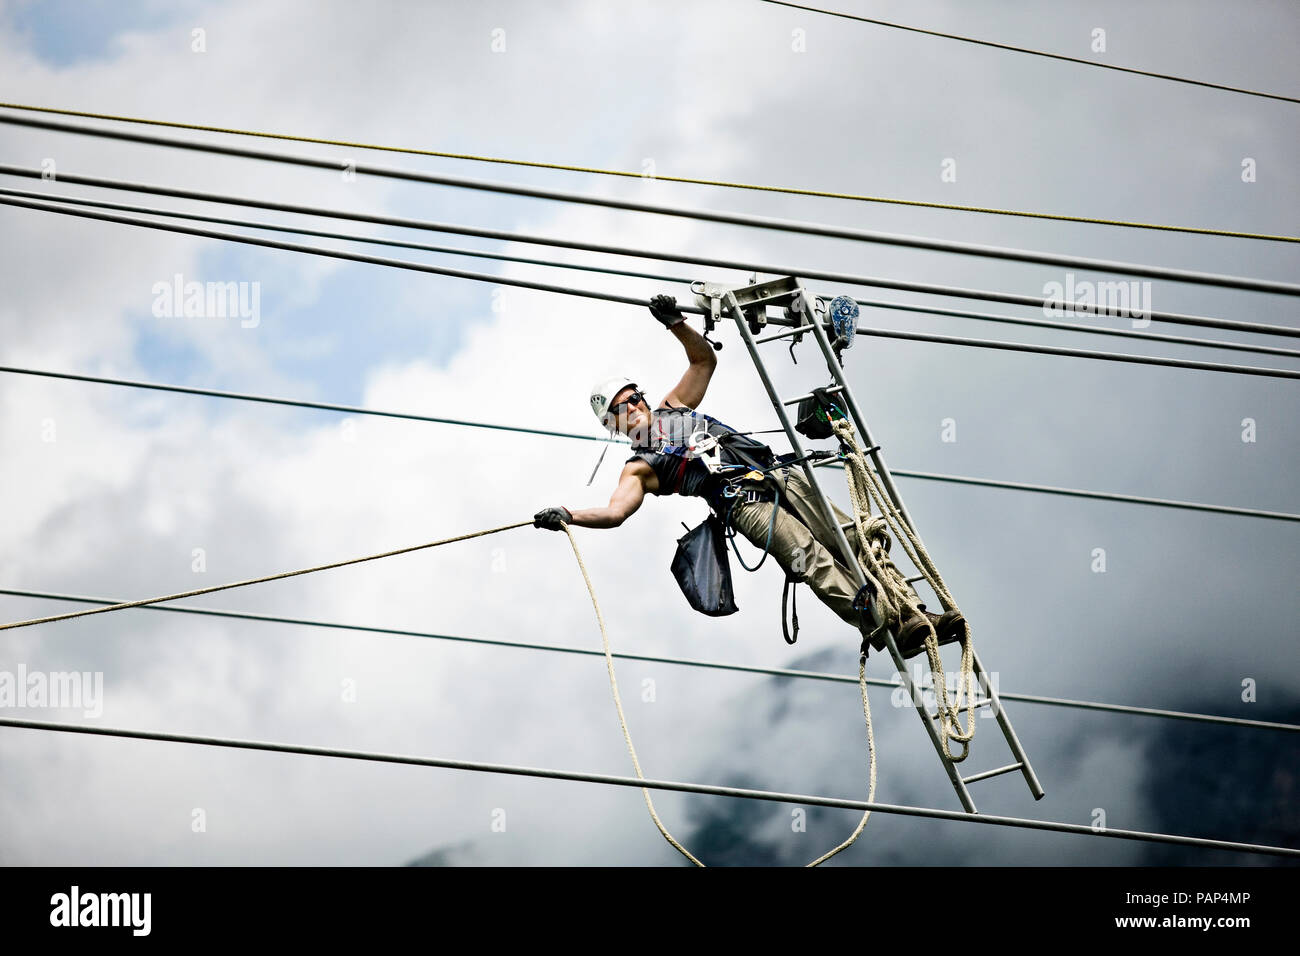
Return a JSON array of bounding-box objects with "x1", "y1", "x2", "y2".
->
[
  {"x1": 670, "y1": 513, "x2": 739, "y2": 616},
  {"x1": 795, "y1": 386, "x2": 846, "y2": 440}
]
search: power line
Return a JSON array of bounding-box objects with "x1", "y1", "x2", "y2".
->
[
  {"x1": 3, "y1": 364, "x2": 1296, "y2": 523},
  {"x1": 11, "y1": 184, "x2": 1299, "y2": 362},
  {"x1": 891, "y1": 469, "x2": 1299, "y2": 523},
  {"x1": 4, "y1": 194, "x2": 1299, "y2": 381},
  {"x1": 3, "y1": 116, "x2": 1299, "y2": 296},
  {"x1": 0, "y1": 364, "x2": 607, "y2": 442},
  {"x1": 850, "y1": 325, "x2": 1300, "y2": 379},
  {"x1": 0, "y1": 185, "x2": 712, "y2": 286},
  {"x1": 4, "y1": 170, "x2": 1292, "y2": 338},
  {"x1": 3, "y1": 100, "x2": 1296, "y2": 240},
  {"x1": 855, "y1": 297, "x2": 1300, "y2": 361},
  {"x1": 3, "y1": 587, "x2": 1295, "y2": 733},
  {"x1": 758, "y1": 0, "x2": 1300, "y2": 105},
  {"x1": 1, "y1": 715, "x2": 1293, "y2": 857}
]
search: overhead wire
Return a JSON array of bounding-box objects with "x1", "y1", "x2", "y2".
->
[
  {"x1": 1, "y1": 715, "x2": 1295, "y2": 858},
  {"x1": 3, "y1": 194, "x2": 1298, "y2": 380},
  {"x1": 2, "y1": 116, "x2": 1299, "y2": 294},
  {"x1": 3, "y1": 586, "x2": 1295, "y2": 734},
  {"x1": 0, "y1": 522, "x2": 532, "y2": 632},
  {"x1": 2, "y1": 170, "x2": 1292, "y2": 339},
  {"x1": 8, "y1": 184, "x2": 1299, "y2": 361},
  {"x1": 758, "y1": 1, "x2": 1300, "y2": 105},
  {"x1": 2, "y1": 365, "x2": 1297, "y2": 523},
  {"x1": 0, "y1": 101, "x2": 1295, "y2": 240}
]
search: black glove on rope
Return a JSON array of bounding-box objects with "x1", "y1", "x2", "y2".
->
[
  {"x1": 649, "y1": 294, "x2": 686, "y2": 329},
  {"x1": 534, "y1": 506, "x2": 572, "y2": 531}
]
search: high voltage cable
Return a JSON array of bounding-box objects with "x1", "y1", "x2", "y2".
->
[
  {"x1": 857, "y1": 297, "x2": 1300, "y2": 361},
  {"x1": 0, "y1": 186, "x2": 703, "y2": 286},
  {"x1": 10, "y1": 184, "x2": 1299, "y2": 362},
  {"x1": 894, "y1": 470, "x2": 1299, "y2": 523},
  {"x1": 758, "y1": 1, "x2": 1300, "y2": 105},
  {"x1": 3, "y1": 115, "x2": 1299, "y2": 294},
  {"x1": 2, "y1": 587, "x2": 1295, "y2": 734},
  {"x1": 1, "y1": 716, "x2": 1294, "y2": 858},
  {"x1": 4, "y1": 169, "x2": 1293, "y2": 338},
  {"x1": 4, "y1": 194, "x2": 1299, "y2": 381},
  {"x1": 1, "y1": 101, "x2": 1296, "y2": 240},
  {"x1": 0, "y1": 363, "x2": 609, "y2": 442},
  {"x1": 2, "y1": 364, "x2": 1296, "y2": 523}
]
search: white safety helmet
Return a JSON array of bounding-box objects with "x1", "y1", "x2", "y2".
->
[{"x1": 590, "y1": 376, "x2": 640, "y2": 424}]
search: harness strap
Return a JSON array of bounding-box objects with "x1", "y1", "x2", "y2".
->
[{"x1": 782, "y1": 574, "x2": 800, "y2": 645}]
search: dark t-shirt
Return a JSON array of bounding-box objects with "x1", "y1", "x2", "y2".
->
[{"x1": 627, "y1": 403, "x2": 775, "y2": 505}]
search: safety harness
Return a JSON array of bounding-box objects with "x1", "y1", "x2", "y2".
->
[{"x1": 637, "y1": 403, "x2": 837, "y2": 645}]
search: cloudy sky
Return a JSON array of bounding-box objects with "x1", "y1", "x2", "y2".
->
[{"x1": 0, "y1": 0, "x2": 1296, "y2": 866}]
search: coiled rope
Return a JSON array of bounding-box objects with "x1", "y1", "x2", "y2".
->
[{"x1": 831, "y1": 418, "x2": 976, "y2": 761}]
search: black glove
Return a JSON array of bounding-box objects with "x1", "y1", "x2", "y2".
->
[
  {"x1": 533, "y1": 506, "x2": 572, "y2": 531},
  {"x1": 649, "y1": 294, "x2": 686, "y2": 329}
]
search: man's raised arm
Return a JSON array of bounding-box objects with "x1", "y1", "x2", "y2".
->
[{"x1": 651, "y1": 294, "x2": 717, "y2": 409}]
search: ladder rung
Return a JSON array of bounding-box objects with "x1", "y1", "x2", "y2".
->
[
  {"x1": 754, "y1": 324, "x2": 815, "y2": 345},
  {"x1": 905, "y1": 573, "x2": 926, "y2": 584},
  {"x1": 782, "y1": 384, "x2": 844, "y2": 407},
  {"x1": 959, "y1": 762, "x2": 1024, "y2": 785}
]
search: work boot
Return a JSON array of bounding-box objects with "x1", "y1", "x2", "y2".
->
[
  {"x1": 864, "y1": 607, "x2": 938, "y2": 657},
  {"x1": 930, "y1": 609, "x2": 967, "y2": 645},
  {"x1": 897, "y1": 609, "x2": 966, "y2": 659},
  {"x1": 894, "y1": 610, "x2": 932, "y2": 658}
]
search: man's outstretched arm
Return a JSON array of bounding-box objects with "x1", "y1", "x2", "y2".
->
[
  {"x1": 535, "y1": 464, "x2": 648, "y2": 530},
  {"x1": 651, "y1": 294, "x2": 717, "y2": 409}
]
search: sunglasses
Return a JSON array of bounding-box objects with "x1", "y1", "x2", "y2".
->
[{"x1": 608, "y1": 390, "x2": 647, "y2": 417}]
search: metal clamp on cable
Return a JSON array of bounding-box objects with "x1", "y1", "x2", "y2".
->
[{"x1": 689, "y1": 279, "x2": 728, "y2": 351}]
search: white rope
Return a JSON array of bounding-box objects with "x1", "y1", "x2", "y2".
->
[
  {"x1": 832, "y1": 418, "x2": 977, "y2": 761},
  {"x1": 561, "y1": 525, "x2": 704, "y2": 865},
  {"x1": 562, "y1": 524, "x2": 877, "y2": 866}
]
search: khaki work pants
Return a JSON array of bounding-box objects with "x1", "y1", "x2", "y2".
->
[{"x1": 727, "y1": 467, "x2": 922, "y2": 645}]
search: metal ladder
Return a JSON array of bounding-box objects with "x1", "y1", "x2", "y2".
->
[{"x1": 695, "y1": 274, "x2": 1045, "y2": 813}]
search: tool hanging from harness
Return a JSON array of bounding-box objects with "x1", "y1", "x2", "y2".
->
[
  {"x1": 637, "y1": 404, "x2": 836, "y2": 632},
  {"x1": 762, "y1": 385, "x2": 850, "y2": 643},
  {"x1": 712, "y1": 447, "x2": 840, "y2": 644},
  {"x1": 637, "y1": 405, "x2": 777, "y2": 618}
]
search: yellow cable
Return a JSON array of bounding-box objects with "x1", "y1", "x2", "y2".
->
[{"x1": 1, "y1": 100, "x2": 1295, "y2": 243}]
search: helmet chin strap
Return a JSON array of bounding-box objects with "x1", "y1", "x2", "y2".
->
[{"x1": 587, "y1": 421, "x2": 617, "y2": 486}]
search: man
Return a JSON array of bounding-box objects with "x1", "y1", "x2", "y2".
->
[{"x1": 534, "y1": 294, "x2": 963, "y2": 657}]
